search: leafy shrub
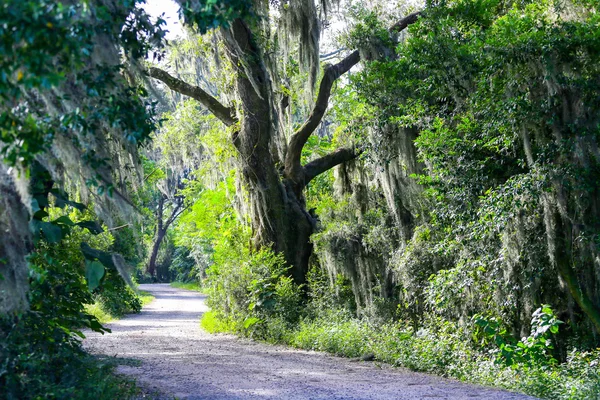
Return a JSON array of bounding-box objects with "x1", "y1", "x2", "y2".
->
[
  {"x1": 473, "y1": 305, "x2": 563, "y2": 367},
  {"x1": 246, "y1": 251, "x2": 303, "y2": 326},
  {"x1": 169, "y1": 246, "x2": 197, "y2": 282},
  {"x1": 206, "y1": 246, "x2": 303, "y2": 339},
  {"x1": 1, "y1": 201, "x2": 143, "y2": 398},
  {"x1": 203, "y1": 266, "x2": 600, "y2": 400},
  {"x1": 0, "y1": 242, "x2": 136, "y2": 399},
  {"x1": 94, "y1": 273, "x2": 142, "y2": 318}
]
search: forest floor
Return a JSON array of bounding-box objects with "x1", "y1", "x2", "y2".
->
[{"x1": 83, "y1": 284, "x2": 538, "y2": 400}]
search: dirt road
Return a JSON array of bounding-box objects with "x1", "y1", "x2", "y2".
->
[{"x1": 83, "y1": 284, "x2": 536, "y2": 399}]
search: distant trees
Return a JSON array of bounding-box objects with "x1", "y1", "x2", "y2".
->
[{"x1": 146, "y1": 170, "x2": 186, "y2": 279}]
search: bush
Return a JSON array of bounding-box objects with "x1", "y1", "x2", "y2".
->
[
  {"x1": 205, "y1": 247, "x2": 303, "y2": 339},
  {"x1": 94, "y1": 273, "x2": 142, "y2": 318},
  {"x1": 1, "y1": 204, "x2": 144, "y2": 399}
]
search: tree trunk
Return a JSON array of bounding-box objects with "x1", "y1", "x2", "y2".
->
[
  {"x1": 147, "y1": 192, "x2": 184, "y2": 279},
  {"x1": 147, "y1": 195, "x2": 165, "y2": 279},
  {"x1": 544, "y1": 198, "x2": 600, "y2": 332},
  {"x1": 222, "y1": 19, "x2": 316, "y2": 284},
  {"x1": 149, "y1": 13, "x2": 422, "y2": 285},
  {"x1": 0, "y1": 164, "x2": 31, "y2": 314},
  {"x1": 147, "y1": 228, "x2": 166, "y2": 279}
]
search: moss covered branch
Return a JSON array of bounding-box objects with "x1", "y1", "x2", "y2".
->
[
  {"x1": 284, "y1": 11, "x2": 423, "y2": 183},
  {"x1": 304, "y1": 147, "x2": 360, "y2": 185},
  {"x1": 147, "y1": 67, "x2": 236, "y2": 127}
]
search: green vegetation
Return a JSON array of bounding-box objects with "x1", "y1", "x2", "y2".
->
[
  {"x1": 171, "y1": 282, "x2": 203, "y2": 292},
  {"x1": 203, "y1": 303, "x2": 600, "y2": 399},
  {"x1": 138, "y1": 291, "x2": 155, "y2": 307},
  {"x1": 86, "y1": 290, "x2": 154, "y2": 324},
  {"x1": 0, "y1": 225, "x2": 145, "y2": 399},
  {"x1": 0, "y1": 1, "x2": 169, "y2": 396},
  {"x1": 186, "y1": 1, "x2": 600, "y2": 399}
]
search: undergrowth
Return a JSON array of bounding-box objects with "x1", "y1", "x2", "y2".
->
[{"x1": 0, "y1": 225, "x2": 147, "y2": 399}]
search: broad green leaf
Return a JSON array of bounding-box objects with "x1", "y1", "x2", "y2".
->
[
  {"x1": 32, "y1": 209, "x2": 49, "y2": 220},
  {"x1": 52, "y1": 215, "x2": 74, "y2": 226},
  {"x1": 37, "y1": 221, "x2": 63, "y2": 243},
  {"x1": 243, "y1": 317, "x2": 261, "y2": 329},
  {"x1": 76, "y1": 220, "x2": 104, "y2": 234},
  {"x1": 80, "y1": 242, "x2": 116, "y2": 270},
  {"x1": 50, "y1": 189, "x2": 86, "y2": 210},
  {"x1": 85, "y1": 260, "x2": 105, "y2": 291}
]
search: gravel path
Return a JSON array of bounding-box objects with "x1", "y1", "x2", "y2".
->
[{"x1": 83, "y1": 284, "x2": 537, "y2": 400}]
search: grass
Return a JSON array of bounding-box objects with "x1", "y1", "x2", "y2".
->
[
  {"x1": 85, "y1": 289, "x2": 155, "y2": 324},
  {"x1": 201, "y1": 310, "x2": 237, "y2": 333},
  {"x1": 85, "y1": 302, "x2": 114, "y2": 324},
  {"x1": 171, "y1": 281, "x2": 203, "y2": 292}
]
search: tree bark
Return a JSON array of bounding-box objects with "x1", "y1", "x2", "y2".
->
[
  {"x1": 0, "y1": 164, "x2": 31, "y2": 314},
  {"x1": 147, "y1": 67, "x2": 236, "y2": 127},
  {"x1": 544, "y1": 199, "x2": 600, "y2": 332},
  {"x1": 147, "y1": 228, "x2": 166, "y2": 279}
]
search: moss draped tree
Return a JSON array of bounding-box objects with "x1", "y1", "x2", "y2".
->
[{"x1": 148, "y1": 1, "x2": 421, "y2": 284}]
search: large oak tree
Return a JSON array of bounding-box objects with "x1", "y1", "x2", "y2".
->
[{"x1": 149, "y1": 1, "x2": 421, "y2": 283}]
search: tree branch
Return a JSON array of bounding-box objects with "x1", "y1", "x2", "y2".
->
[
  {"x1": 320, "y1": 48, "x2": 346, "y2": 60},
  {"x1": 390, "y1": 10, "x2": 422, "y2": 33},
  {"x1": 304, "y1": 147, "x2": 361, "y2": 184},
  {"x1": 285, "y1": 50, "x2": 360, "y2": 180},
  {"x1": 107, "y1": 223, "x2": 130, "y2": 231},
  {"x1": 284, "y1": 11, "x2": 423, "y2": 181},
  {"x1": 164, "y1": 198, "x2": 186, "y2": 229},
  {"x1": 147, "y1": 67, "x2": 236, "y2": 127},
  {"x1": 156, "y1": 195, "x2": 165, "y2": 232}
]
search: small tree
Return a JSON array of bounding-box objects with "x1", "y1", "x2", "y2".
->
[{"x1": 146, "y1": 170, "x2": 186, "y2": 279}]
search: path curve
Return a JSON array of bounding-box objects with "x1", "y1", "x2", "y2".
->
[{"x1": 84, "y1": 284, "x2": 537, "y2": 400}]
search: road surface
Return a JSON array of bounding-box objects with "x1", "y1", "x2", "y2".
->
[{"x1": 83, "y1": 284, "x2": 537, "y2": 400}]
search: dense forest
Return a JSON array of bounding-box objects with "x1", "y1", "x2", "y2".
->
[{"x1": 1, "y1": 0, "x2": 599, "y2": 398}]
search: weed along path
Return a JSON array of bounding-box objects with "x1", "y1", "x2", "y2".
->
[{"x1": 84, "y1": 284, "x2": 536, "y2": 400}]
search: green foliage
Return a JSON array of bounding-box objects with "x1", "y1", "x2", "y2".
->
[
  {"x1": 171, "y1": 281, "x2": 203, "y2": 292},
  {"x1": 85, "y1": 260, "x2": 105, "y2": 291},
  {"x1": 473, "y1": 305, "x2": 563, "y2": 367},
  {"x1": 0, "y1": 0, "x2": 164, "y2": 169},
  {"x1": 178, "y1": 0, "x2": 254, "y2": 34},
  {"x1": 195, "y1": 3, "x2": 600, "y2": 398},
  {"x1": 87, "y1": 289, "x2": 153, "y2": 324},
  {"x1": 200, "y1": 310, "x2": 237, "y2": 334},
  {"x1": 94, "y1": 275, "x2": 142, "y2": 318},
  {"x1": 246, "y1": 251, "x2": 303, "y2": 328},
  {"x1": 312, "y1": 178, "x2": 400, "y2": 320},
  {"x1": 344, "y1": 6, "x2": 396, "y2": 61},
  {"x1": 174, "y1": 173, "x2": 304, "y2": 338},
  {"x1": 1, "y1": 197, "x2": 144, "y2": 397},
  {"x1": 203, "y1": 296, "x2": 600, "y2": 399},
  {"x1": 347, "y1": 0, "x2": 600, "y2": 336},
  {"x1": 205, "y1": 246, "x2": 303, "y2": 339},
  {"x1": 169, "y1": 247, "x2": 198, "y2": 282}
]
